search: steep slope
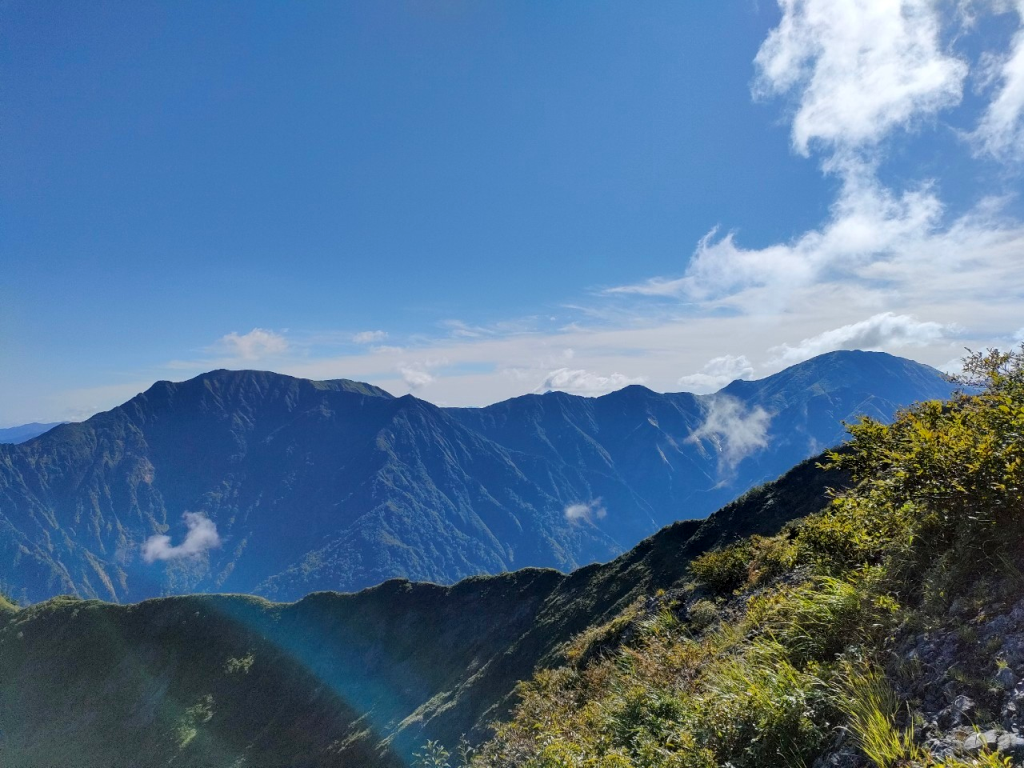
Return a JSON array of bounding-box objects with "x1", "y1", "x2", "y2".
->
[
  {"x1": 473, "y1": 349, "x2": 1024, "y2": 768},
  {"x1": 450, "y1": 350, "x2": 955, "y2": 530},
  {"x1": 0, "y1": 351, "x2": 954, "y2": 603},
  {"x1": 0, "y1": 454, "x2": 846, "y2": 768}
]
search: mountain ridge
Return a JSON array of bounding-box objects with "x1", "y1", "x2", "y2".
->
[{"x1": 0, "y1": 351, "x2": 956, "y2": 604}]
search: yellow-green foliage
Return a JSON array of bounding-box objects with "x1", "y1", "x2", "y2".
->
[
  {"x1": 836, "y1": 662, "x2": 923, "y2": 768},
  {"x1": 471, "y1": 348, "x2": 1024, "y2": 768},
  {"x1": 175, "y1": 693, "x2": 214, "y2": 749}
]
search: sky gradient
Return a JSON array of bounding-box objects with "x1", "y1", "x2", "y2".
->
[{"x1": 3, "y1": 0, "x2": 1024, "y2": 425}]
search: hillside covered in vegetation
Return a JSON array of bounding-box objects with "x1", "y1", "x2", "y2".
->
[{"x1": 464, "y1": 348, "x2": 1024, "y2": 768}]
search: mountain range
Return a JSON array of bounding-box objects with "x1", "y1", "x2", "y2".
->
[
  {"x1": 0, "y1": 350, "x2": 956, "y2": 604},
  {"x1": 0, "y1": 421, "x2": 64, "y2": 445}
]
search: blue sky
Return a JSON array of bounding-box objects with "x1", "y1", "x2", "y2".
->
[{"x1": 3, "y1": 0, "x2": 1024, "y2": 425}]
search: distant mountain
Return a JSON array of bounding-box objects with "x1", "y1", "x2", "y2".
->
[
  {"x1": 0, "y1": 421, "x2": 64, "y2": 444},
  {"x1": 0, "y1": 455, "x2": 845, "y2": 768},
  {"x1": 0, "y1": 351, "x2": 956, "y2": 604}
]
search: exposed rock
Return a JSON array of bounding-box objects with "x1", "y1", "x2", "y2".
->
[
  {"x1": 996, "y1": 732, "x2": 1024, "y2": 759},
  {"x1": 963, "y1": 729, "x2": 1000, "y2": 753},
  {"x1": 938, "y1": 695, "x2": 976, "y2": 730},
  {"x1": 996, "y1": 665, "x2": 1019, "y2": 690}
]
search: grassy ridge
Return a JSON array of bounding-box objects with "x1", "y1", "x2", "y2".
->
[{"x1": 470, "y1": 349, "x2": 1024, "y2": 768}]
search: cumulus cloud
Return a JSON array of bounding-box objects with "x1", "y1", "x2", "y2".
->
[
  {"x1": 687, "y1": 396, "x2": 772, "y2": 469},
  {"x1": 754, "y1": 0, "x2": 967, "y2": 156},
  {"x1": 564, "y1": 499, "x2": 607, "y2": 524},
  {"x1": 352, "y1": 330, "x2": 388, "y2": 344},
  {"x1": 609, "y1": 173, "x2": 953, "y2": 309},
  {"x1": 539, "y1": 368, "x2": 646, "y2": 396},
  {"x1": 607, "y1": 0, "x2": 1024, "y2": 326},
  {"x1": 142, "y1": 512, "x2": 221, "y2": 563},
  {"x1": 216, "y1": 328, "x2": 289, "y2": 361},
  {"x1": 401, "y1": 367, "x2": 435, "y2": 390},
  {"x1": 971, "y1": 1, "x2": 1024, "y2": 160},
  {"x1": 769, "y1": 312, "x2": 958, "y2": 364},
  {"x1": 677, "y1": 354, "x2": 755, "y2": 393}
]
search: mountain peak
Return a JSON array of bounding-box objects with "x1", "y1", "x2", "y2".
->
[
  {"x1": 714, "y1": 350, "x2": 951, "y2": 401},
  {"x1": 134, "y1": 369, "x2": 394, "y2": 406}
]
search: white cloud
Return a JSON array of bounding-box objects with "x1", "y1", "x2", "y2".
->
[
  {"x1": 539, "y1": 368, "x2": 646, "y2": 396},
  {"x1": 141, "y1": 512, "x2": 221, "y2": 563},
  {"x1": 564, "y1": 499, "x2": 607, "y2": 524},
  {"x1": 216, "y1": 328, "x2": 289, "y2": 361},
  {"x1": 605, "y1": 0, "x2": 1024, "y2": 334},
  {"x1": 400, "y1": 367, "x2": 435, "y2": 390},
  {"x1": 971, "y1": 1, "x2": 1024, "y2": 160},
  {"x1": 769, "y1": 312, "x2": 958, "y2": 364},
  {"x1": 687, "y1": 396, "x2": 772, "y2": 469},
  {"x1": 754, "y1": 0, "x2": 967, "y2": 156},
  {"x1": 677, "y1": 355, "x2": 755, "y2": 393},
  {"x1": 352, "y1": 330, "x2": 388, "y2": 344}
]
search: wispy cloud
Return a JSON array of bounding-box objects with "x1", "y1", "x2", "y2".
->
[
  {"x1": 564, "y1": 499, "x2": 607, "y2": 524},
  {"x1": 971, "y1": 1, "x2": 1024, "y2": 160},
  {"x1": 606, "y1": 0, "x2": 1024, "y2": 356},
  {"x1": 687, "y1": 396, "x2": 772, "y2": 470},
  {"x1": 141, "y1": 512, "x2": 221, "y2": 563},
  {"x1": 352, "y1": 330, "x2": 388, "y2": 344}
]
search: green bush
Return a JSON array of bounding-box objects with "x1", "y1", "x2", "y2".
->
[
  {"x1": 689, "y1": 542, "x2": 752, "y2": 595},
  {"x1": 686, "y1": 599, "x2": 718, "y2": 631}
]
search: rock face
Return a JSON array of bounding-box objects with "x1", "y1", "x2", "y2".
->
[
  {"x1": 883, "y1": 595, "x2": 1024, "y2": 763},
  {"x1": 0, "y1": 351, "x2": 956, "y2": 603}
]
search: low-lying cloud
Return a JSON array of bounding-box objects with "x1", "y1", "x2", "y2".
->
[
  {"x1": 401, "y1": 366, "x2": 435, "y2": 390},
  {"x1": 687, "y1": 396, "x2": 772, "y2": 470},
  {"x1": 540, "y1": 368, "x2": 646, "y2": 396},
  {"x1": 677, "y1": 354, "x2": 755, "y2": 393},
  {"x1": 769, "y1": 312, "x2": 957, "y2": 365},
  {"x1": 564, "y1": 499, "x2": 607, "y2": 524},
  {"x1": 142, "y1": 512, "x2": 221, "y2": 563}
]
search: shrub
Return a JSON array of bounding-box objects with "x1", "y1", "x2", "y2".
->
[
  {"x1": 686, "y1": 599, "x2": 718, "y2": 631},
  {"x1": 689, "y1": 542, "x2": 752, "y2": 595}
]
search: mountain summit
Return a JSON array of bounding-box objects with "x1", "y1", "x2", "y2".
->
[{"x1": 0, "y1": 351, "x2": 955, "y2": 603}]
